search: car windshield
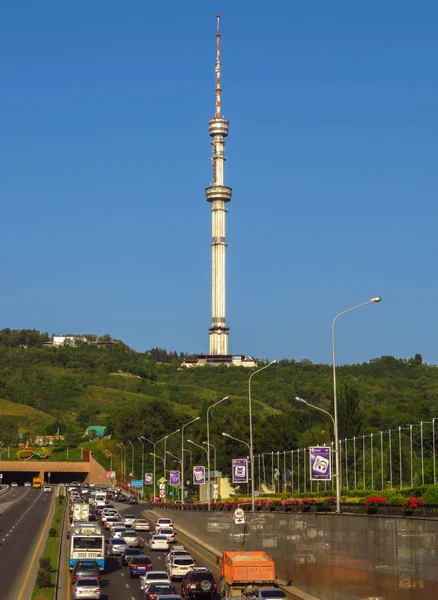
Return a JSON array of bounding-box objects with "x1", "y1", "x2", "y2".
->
[
  {"x1": 154, "y1": 536, "x2": 167, "y2": 540},
  {"x1": 160, "y1": 529, "x2": 173, "y2": 534},
  {"x1": 76, "y1": 578, "x2": 100, "y2": 587},
  {"x1": 111, "y1": 539, "x2": 126, "y2": 545},
  {"x1": 190, "y1": 573, "x2": 214, "y2": 581},
  {"x1": 125, "y1": 514, "x2": 136, "y2": 519},
  {"x1": 173, "y1": 558, "x2": 195, "y2": 566},
  {"x1": 148, "y1": 573, "x2": 169, "y2": 580},
  {"x1": 260, "y1": 592, "x2": 286, "y2": 599},
  {"x1": 136, "y1": 519, "x2": 147, "y2": 523},
  {"x1": 159, "y1": 519, "x2": 172, "y2": 524},
  {"x1": 149, "y1": 584, "x2": 173, "y2": 592}
]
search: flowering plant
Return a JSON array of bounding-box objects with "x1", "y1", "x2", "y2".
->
[
  {"x1": 281, "y1": 498, "x2": 299, "y2": 506},
  {"x1": 321, "y1": 496, "x2": 336, "y2": 509},
  {"x1": 299, "y1": 497, "x2": 317, "y2": 507},
  {"x1": 365, "y1": 496, "x2": 387, "y2": 507},
  {"x1": 402, "y1": 497, "x2": 425, "y2": 511}
]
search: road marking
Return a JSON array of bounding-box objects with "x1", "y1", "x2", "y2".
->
[
  {"x1": 16, "y1": 492, "x2": 55, "y2": 600},
  {"x1": 126, "y1": 583, "x2": 130, "y2": 588}
]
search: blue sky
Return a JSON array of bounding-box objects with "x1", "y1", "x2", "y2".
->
[{"x1": 1, "y1": 1, "x2": 437, "y2": 364}]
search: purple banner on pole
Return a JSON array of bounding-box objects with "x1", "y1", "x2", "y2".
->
[
  {"x1": 232, "y1": 459, "x2": 248, "y2": 484},
  {"x1": 170, "y1": 470, "x2": 180, "y2": 486},
  {"x1": 310, "y1": 446, "x2": 331, "y2": 481},
  {"x1": 193, "y1": 466, "x2": 205, "y2": 485},
  {"x1": 144, "y1": 472, "x2": 153, "y2": 485}
]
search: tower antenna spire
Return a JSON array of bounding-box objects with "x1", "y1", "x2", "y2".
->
[{"x1": 215, "y1": 13, "x2": 221, "y2": 118}]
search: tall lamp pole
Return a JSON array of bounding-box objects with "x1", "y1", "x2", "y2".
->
[
  {"x1": 138, "y1": 437, "x2": 145, "y2": 494},
  {"x1": 119, "y1": 442, "x2": 126, "y2": 478},
  {"x1": 249, "y1": 361, "x2": 276, "y2": 511},
  {"x1": 203, "y1": 441, "x2": 217, "y2": 480},
  {"x1": 128, "y1": 440, "x2": 135, "y2": 478},
  {"x1": 187, "y1": 438, "x2": 209, "y2": 502},
  {"x1": 181, "y1": 417, "x2": 200, "y2": 503},
  {"x1": 163, "y1": 428, "x2": 181, "y2": 501},
  {"x1": 206, "y1": 396, "x2": 228, "y2": 510},
  {"x1": 332, "y1": 296, "x2": 382, "y2": 513},
  {"x1": 141, "y1": 437, "x2": 158, "y2": 501}
]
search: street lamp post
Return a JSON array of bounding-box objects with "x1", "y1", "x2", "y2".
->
[
  {"x1": 119, "y1": 442, "x2": 126, "y2": 477},
  {"x1": 249, "y1": 362, "x2": 276, "y2": 511},
  {"x1": 332, "y1": 296, "x2": 382, "y2": 513},
  {"x1": 141, "y1": 437, "x2": 157, "y2": 500},
  {"x1": 181, "y1": 417, "x2": 200, "y2": 504},
  {"x1": 163, "y1": 428, "x2": 181, "y2": 501},
  {"x1": 203, "y1": 441, "x2": 217, "y2": 479},
  {"x1": 138, "y1": 437, "x2": 145, "y2": 494},
  {"x1": 206, "y1": 396, "x2": 228, "y2": 510},
  {"x1": 128, "y1": 440, "x2": 135, "y2": 478},
  {"x1": 187, "y1": 439, "x2": 209, "y2": 502},
  {"x1": 117, "y1": 444, "x2": 123, "y2": 476}
]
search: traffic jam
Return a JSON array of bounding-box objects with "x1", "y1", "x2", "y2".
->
[{"x1": 68, "y1": 484, "x2": 219, "y2": 600}]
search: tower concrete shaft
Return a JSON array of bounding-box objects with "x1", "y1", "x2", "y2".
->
[{"x1": 205, "y1": 15, "x2": 232, "y2": 356}]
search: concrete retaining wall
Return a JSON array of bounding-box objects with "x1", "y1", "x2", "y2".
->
[{"x1": 153, "y1": 508, "x2": 437, "y2": 600}]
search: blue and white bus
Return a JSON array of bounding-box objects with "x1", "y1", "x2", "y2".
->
[{"x1": 69, "y1": 534, "x2": 105, "y2": 570}]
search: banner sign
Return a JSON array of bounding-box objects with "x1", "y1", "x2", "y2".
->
[
  {"x1": 131, "y1": 480, "x2": 143, "y2": 488},
  {"x1": 169, "y1": 470, "x2": 180, "y2": 486},
  {"x1": 310, "y1": 446, "x2": 332, "y2": 481},
  {"x1": 193, "y1": 466, "x2": 205, "y2": 485},
  {"x1": 144, "y1": 472, "x2": 153, "y2": 485},
  {"x1": 232, "y1": 459, "x2": 248, "y2": 483},
  {"x1": 105, "y1": 471, "x2": 116, "y2": 479}
]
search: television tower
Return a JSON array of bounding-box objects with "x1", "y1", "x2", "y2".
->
[{"x1": 206, "y1": 13, "x2": 232, "y2": 356}]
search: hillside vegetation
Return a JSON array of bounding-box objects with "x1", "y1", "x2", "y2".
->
[{"x1": 0, "y1": 329, "x2": 436, "y2": 479}]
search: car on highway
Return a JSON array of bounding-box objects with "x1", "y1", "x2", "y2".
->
[
  {"x1": 155, "y1": 596, "x2": 183, "y2": 600},
  {"x1": 142, "y1": 582, "x2": 176, "y2": 600},
  {"x1": 112, "y1": 526, "x2": 127, "y2": 538},
  {"x1": 168, "y1": 556, "x2": 196, "y2": 580},
  {"x1": 122, "y1": 530, "x2": 142, "y2": 547},
  {"x1": 158, "y1": 527, "x2": 175, "y2": 543},
  {"x1": 101, "y1": 509, "x2": 118, "y2": 523},
  {"x1": 148, "y1": 535, "x2": 170, "y2": 551},
  {"x1": 120, "y1": 547, "x2": 144, "y2": 566},
  {"x1": 181, "y1": 567, "x2": 217, "y2": 600},
  {"x1": 165, "y1": 547, "x2": 190, "y2": 565},
  {"x1": 105, "y1": 517, "x2": 119, "y2": 530},
  {"x1": 127, "y1": 496, "x2": 138, "y2": 504},
  {"x1": 71, "y1": 560, "x2": 101, "y2": 583},
  {"x1": 24, "y1": 481, "x2": 32, "y2": 487},
  {"x1": 122, "y1": 514, "x2": 137, "y2": 527},
  {"x1": 72, "y1": 577, "x2": 102, "y2": 599},
  {"x1": 43, "y1": 485, "x2": 52, "y2": 493},
  {"x1": 155, "y1": 518, "x2": 174, "y2": 532},
  {"x1": 140, "y1": 570, "x2": 172, "y2": 591},
  {"x1": 109, "y1": 521, "x2": 125, "y2": 532},
  {"x1": 128, "y1": 554, "x2": 153, "y2": 577},
  {"x1": 104, "y1": 537, "x2": 128, "y2": 556},
  {"x1": 134, "y1": 518, "x2": 151, "y2": 531},
  {"x1": 11, "y1": 482, "x2": 18, "y2": 487}
]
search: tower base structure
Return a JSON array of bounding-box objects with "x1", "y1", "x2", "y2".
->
[{"x1": 180, "y1": 354, "x2": 257, "y2": 368}]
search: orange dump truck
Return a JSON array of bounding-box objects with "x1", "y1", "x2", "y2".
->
[{"x1": 219, "y1": 551, "x2": 277, "y2": 597}]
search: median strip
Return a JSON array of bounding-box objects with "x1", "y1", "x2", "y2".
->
[{"x1": 30, "y1": 496, "x2": 66, "y2": 600}]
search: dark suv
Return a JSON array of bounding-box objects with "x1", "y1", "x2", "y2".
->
[
  {"x1": 71, "y1": 560, "x2": 100, "y2": 583},
  {"x1": 181, "y1": 567, "x2": 217, "y2": 599}
]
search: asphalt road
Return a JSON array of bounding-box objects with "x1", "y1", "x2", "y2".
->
[
  {"x1": 0, "y1": 486, "x2": 53, "y2": 600},
  {"x1": 98, "y1": 501, "x2": 220, "y2": 600}
]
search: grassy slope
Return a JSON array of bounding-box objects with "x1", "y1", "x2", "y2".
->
[{"x1": 0, "y1": 398, "x2": 54, "y2": 431}]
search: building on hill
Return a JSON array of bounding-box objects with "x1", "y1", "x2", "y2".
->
[
  {"x1": 43, "y1": 335, "x2": 116, "y2": 347},
  {"x1": 85, "y1": 426, "x2": 107, "y2": 438},
  {"x1": 180, "y1": 354, "x2": 257, "y2": 368}
]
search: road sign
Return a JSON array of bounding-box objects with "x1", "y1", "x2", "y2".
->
[
  {"x1": 234, "y1": 507, "x2": 245, "y2": 525},
  {"x1": 254, "y1": 490, "x2": 260, "y2": 497},
  {"x1": 159, "y1": 483, "x2": 166, "y2": 490},
  {"x1": 159, "y1": 477, "x2": 166, "y2": 484},
  {"x1": 159, "y1": 489, "x2": 165, "y2": 498},
  {"x1": 213, "y1": 484, "x2": 219, "y2": 500},
  {"x1": 131, "y1": 480, "x2": 143, "y2": 488},
  {"x1": 129, "y1": 472, "x2": 134, "y2": 478}
]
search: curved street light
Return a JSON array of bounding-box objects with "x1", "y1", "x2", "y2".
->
[
  {"x1": 332, "y1": 296, "x2": 382, "y2": 513},
  {"x1": 249, "y1": 361, "x2": 276, "y2": 511},
  {"x1": 181, "y1": 417, "x2": 200, "y2": 503},
  {"x1": 206, "y1": 396, "x2": 228, "y2": 510}
]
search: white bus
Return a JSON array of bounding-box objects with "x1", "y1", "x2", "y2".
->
[{"x1": 69, "y1": 534, "x2": 105, "y2": 570}]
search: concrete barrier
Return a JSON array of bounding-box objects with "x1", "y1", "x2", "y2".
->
[{"x1": 151, "y1": 507, "x2": 438, "y2": 600}]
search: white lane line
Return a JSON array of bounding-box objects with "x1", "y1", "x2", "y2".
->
[
  {"x1": 120, "y1": 572, "x2": 124, "y2": 576},
  {"x1": 126, "y1": 583, "x2": 130, "y2": 588}
]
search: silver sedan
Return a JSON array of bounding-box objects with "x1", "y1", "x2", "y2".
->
[{"x1": 72, "y1": 577, "x2": 101, "y2": 599}]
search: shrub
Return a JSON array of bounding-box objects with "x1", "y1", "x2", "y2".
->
[
  {"x1": 39, "y1": 557, "x2": 52, "y2": 571},
  {"x1": 49, "y1": 527, "x2": 57, "y2": 537},
  {"x1": 422, "y1": 484, "x2": 438, "y2": 505},
  {"x1": 387, "y1": 493, "x2": 404, "y2": 505}
]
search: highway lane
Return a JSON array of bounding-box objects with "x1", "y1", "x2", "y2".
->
[
  {"x1": 0, "y1": 485, "x2": 30, "y2": 507},
  {"x1": 100, "y1": 502, "x2": 219, "y2": 600},
  {"x1": 0, "y1": 487, "x2": 53, "y2": 600}
]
